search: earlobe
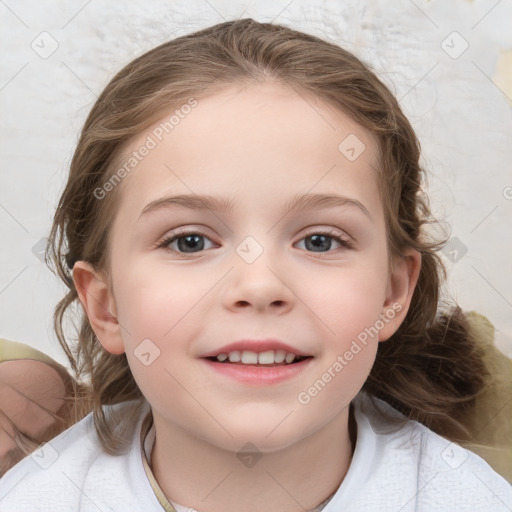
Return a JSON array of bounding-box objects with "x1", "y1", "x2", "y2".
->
[
  {"x1": 378, "y1": 249, "x2": 422, "y2": 342},
  {"x1": 72, "y1": 261, "x2": 125, "y2": 355}
]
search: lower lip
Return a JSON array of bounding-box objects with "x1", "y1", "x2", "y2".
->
[{"x1": 202, "y1": 358, "x2": 313, "y2": 385}]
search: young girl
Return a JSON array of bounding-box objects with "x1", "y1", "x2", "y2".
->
[{"x1": 0, "y1": 18, "x2": 510, "y2": 512}]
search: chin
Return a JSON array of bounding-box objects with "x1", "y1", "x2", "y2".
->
[{"x1": 211, "y1": 417, "x2": 315, "y2": 454}]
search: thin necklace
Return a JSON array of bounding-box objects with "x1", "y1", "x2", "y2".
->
[{"x1": 147, "y1": 403, "x2": 356, "y2": 512}]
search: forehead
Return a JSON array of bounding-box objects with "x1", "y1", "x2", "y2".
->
[{"x1": 112, "y1": 81, "x2": 381, "y2": 221}]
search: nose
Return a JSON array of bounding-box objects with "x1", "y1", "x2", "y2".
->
[{"x1": 222, "y1": 246, "x2": 294, "y2": 315}]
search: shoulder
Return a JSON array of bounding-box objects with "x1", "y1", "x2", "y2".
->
[
  {"x1": 412, "y1": 422, "x2": 512, "y2": 511},
  {"x1": 0, "y1": 400, "x2": 154, "y2": 512},
  {"x1": 0, "y1": 407, "x2": 100, "y2": 511},
  {"x1": 347, "y1": 392, "x2": 512, "y2": 511}
]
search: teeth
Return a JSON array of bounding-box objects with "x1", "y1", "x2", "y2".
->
[
  {"x1": 241, "y1": 351, "x2": 258, "y2": 364},
  {"x1": 285, "y1": 353, "x2": 296, "y2": 364},
  {"x1": 274, "y1": 350, "x2": 286, "y2": 363},
  {"x1": 258, "y1": 350, "x2": 274, "y2": 364},
  {"x1": 216, "y1": 350, "x2": 302, "y2": 365},
  {"x1": 228, "y1": 351, "x2": 241, "y2": 362}
]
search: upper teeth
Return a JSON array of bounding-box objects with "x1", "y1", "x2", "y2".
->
[{"x1": 216, "y1": 350, "x2": 298, "y2": 364}]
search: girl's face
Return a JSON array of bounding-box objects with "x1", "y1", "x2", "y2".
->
[{"x1": 76, "y1": 81, "x2": 419, "y2": 452}]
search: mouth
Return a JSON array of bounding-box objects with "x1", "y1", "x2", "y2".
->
[
  {"x1": 204, "y1": 350, "x2": 313, "y2": 367},
  {"x1": 202, "y1": 351, "x2": 314, "y2": 385}
]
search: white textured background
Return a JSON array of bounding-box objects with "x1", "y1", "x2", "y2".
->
[{"x1": 1, "y1": 0, "x2": 511, "y2": 366}]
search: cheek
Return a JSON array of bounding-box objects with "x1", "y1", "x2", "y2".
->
[
  {"x1": 114, "y1": 263, "x2": 210, "y2": 343},
  {"x1": 115, "y1": 267, "x2": 202, "y2": 410},
  {"x1": 113, "y1": 264, "x2": 216, "y2": 399},
  {"x1": 299, "y1": 261, "x2": 388, "y2": 339}
]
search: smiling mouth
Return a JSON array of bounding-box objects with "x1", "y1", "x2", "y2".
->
[{"x1": 205, "y1": 349, "x2": 313, "y2": 367}]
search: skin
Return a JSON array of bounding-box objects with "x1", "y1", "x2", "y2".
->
[
  {"x1": 73, "y1": 81, "x2": 421, "y2": 512},
  {"x1": 0, "y1": 359, "x2": 66, "y2": 475}
]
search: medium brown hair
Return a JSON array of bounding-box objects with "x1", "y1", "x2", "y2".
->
[{"x1": 46, "y1": 18, "x2": 489, "y2": 453}]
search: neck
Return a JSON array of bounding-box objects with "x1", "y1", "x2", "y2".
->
[{"x1": 150, "y1": 404, "x2": 356, "y2": 512}]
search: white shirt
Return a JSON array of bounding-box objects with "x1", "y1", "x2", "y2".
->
[{"x1": 0, "y1": 391, "x2": 510, "y2": 511}]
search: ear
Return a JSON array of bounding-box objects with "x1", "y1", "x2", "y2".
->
[
  {"x1": 72, "y1": 261, "x2": 125, "y2": 355},
  {"x1": 378, "y1": 249, "x2": 421, "y2": 342}
]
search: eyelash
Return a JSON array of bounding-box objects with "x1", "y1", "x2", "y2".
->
[{"x1": 155, "y1": 228, "x2": 354, "y2": 256}]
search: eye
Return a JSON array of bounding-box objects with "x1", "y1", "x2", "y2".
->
[
  {"x1": 295, "y1": 230, "x2": 353, "y2": 253},
  {"x1": 155, "y1": 228, "x2": 353, "y2": 256},
  {"x1": 156, "y1": 229, "x2": 217, "y2": 255}
]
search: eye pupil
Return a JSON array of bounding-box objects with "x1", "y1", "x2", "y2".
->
[
  {"x1": 306, "y1": 234, "x2": 331, "y2": 252},
  {"x1": 178, "y1": 235, "x2": 204, "y2": 252}
]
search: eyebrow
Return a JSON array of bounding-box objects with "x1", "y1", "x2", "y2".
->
[{"x1": 138, "y1": 192, "x2": 373, "y2": 222}]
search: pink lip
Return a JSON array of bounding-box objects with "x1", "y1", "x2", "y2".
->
[
  {"x1": 202, "y1": 357, "x2": 313, "y2": 385},
  {"x1": 200, "y1": 339, "x2": 311, "y2": 358}
]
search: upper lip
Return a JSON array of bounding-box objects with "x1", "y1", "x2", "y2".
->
[{"x1": 200, "y1": 339, "x2": 312, "y2": 358}]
